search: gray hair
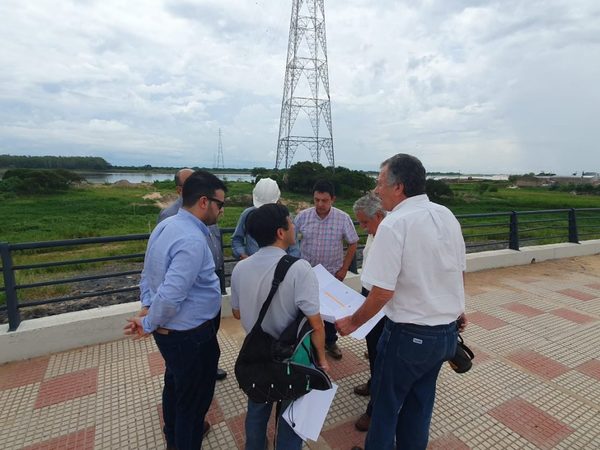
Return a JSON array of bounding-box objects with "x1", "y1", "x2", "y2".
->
[
  {"x1": 353, "y1": 192, "x2": 386, "y2": 218},
  {"x1": 381, "y1": 153, "x2": 426, "y2": 197}
]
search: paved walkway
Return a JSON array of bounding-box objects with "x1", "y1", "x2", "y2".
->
[{"x1": 1, "y1": 255, "x2": 600, "y2": 449}]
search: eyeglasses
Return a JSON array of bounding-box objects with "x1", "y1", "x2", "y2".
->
[{"x1": 206, "y1": 197, "x2": 225, "y2": 209}]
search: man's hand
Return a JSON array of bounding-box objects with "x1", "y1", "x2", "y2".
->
[
  {"x1": 137, "y1": 307, "x2": 149, "y2": 318},
  {"x1": 317, "y1": 356, "x2": 330, "y2": 373},
  {"x1": 457, "y1": 313, "x2": 468, "y2": 332},
  {"x1": 124, "y1": 317, "x2": 149, "y2": 339},
  {"x1": 336, "y1": 315, "x2": 358, "y2": 336},
  {"x1": 334, "y1": 268, "x2": 348, "y2": 281}
]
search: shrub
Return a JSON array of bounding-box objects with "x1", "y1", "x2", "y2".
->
[
  {"x1": 426, "y1": 179, "x2": 454, "y2": 203},
  {"x1": 0, "y1": 169, "x2": 84, "y2": 195}
]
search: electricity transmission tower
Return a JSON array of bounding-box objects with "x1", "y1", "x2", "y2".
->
[
  {"x1": 215, "y1": 128, "x2": 225, "y2": 169},
  {"x1": 275, "y1": 0, "x2": 335, "y2": 169}
]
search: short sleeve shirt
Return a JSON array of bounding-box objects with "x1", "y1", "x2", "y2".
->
[
  {"x1": 231, "y1": 246, "x2": 320, "y2": 338},
  {"x1": 294, "y1": 206, "x2": 359, "y2": 275},
  {"x1": 361, "y1": 195, "x2": 466, "y2": 326}
]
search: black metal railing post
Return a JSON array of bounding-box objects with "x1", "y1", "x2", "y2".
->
[
  {"x1": 568, "y1": 208, "x2": 579, "y2": 243},
  {"x1": 0, "y1": 242, "x2": 21, "y2": 331},
  {"x1": 509, "y1": 212, "x2": 520, "y2": 250}
]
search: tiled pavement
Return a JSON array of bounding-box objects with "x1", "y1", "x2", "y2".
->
[{"x1": 2, "y1": 255, "x2": 600, "y2": 449}]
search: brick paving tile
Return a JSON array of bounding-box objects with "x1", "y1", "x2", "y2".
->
[
  {"x1": 428, "y1": 433, "x2": 470, "y2": 449},
  {"x1": 586, "y1": 283, "x2": 600, "y2": 291},
  {"x1": 207, "y1": 398, "x2": 225, "y2": 424},
  {"x1": 326, "y1": 348, "x2": 369, "y2": 381},
  {"x1": 34, "y1": 367, "x2": 98, "y2": 409},
  {"x1": 147, "y1": 351, "x2": 165, "y2": 377},
  {"x1": 467, "y1": 311, "x2": 509, "y2": 330},
  {"x1": 22, "y1": 426, "x2": 95, "y2": 450},
  {"x1": 469, "y1": 345, "x2": 493, "y2": 365},
  {"x1": 0, "y1": 355, "x2": 49, "y2": 390},
  {"x1": 157, "y1": 399, "x2": 224, "y2": 428},
  {"x1": 226, "y1": 410, "x2": 276, "y2": 450},
  {"x1": 556, "y1": 288, "x2": 597, "y2": 301},
  {"x1": 507, "y1": 350, "x2": 569, "y2": 380},
  {"x1": 514, "y1": 276, "x2": 540, "y2": 284},
  {"x1": 321, "y1": 418, "x2": 365, "y2": 450},
  {"x1": 502, "y1": 302, "x2": 545, "y2": 317},
  {"x1": 488, "y1": 398, "x2": 574, "y2": 449},
  {"x1": 576, "y1": 359, "x2": 600, "y2": 381},
  {"x1": 549, "y1": 308, "x2": 597, "y2": 324},
  {"x1": 465, "y1": 285, "x2": 487, "y2": 296}
]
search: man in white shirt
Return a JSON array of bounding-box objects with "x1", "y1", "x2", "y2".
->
[
  {"x1": 231, "y1": 203, "x2": 328, "y2": 450},
  {"x1": 337, "y1": 153, "x2": 467, "y2": 450}
]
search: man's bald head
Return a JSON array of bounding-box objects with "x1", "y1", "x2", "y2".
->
[{"x1": 175, "y1": 168, "x2": 194, "y2": 188}]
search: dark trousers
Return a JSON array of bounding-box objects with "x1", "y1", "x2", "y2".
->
[
  {"x1": 325, "y1": 321, "x2": 338, "y2": 345},
  {"x1": 365, "y1": 320, "x2": 457, "y2": 450},
  {"x1": 154, "y1": 320, "x2": 220, "y2": 450},
  {"x1": 365, "y1": 316, "x2": 386, "y2": 416},
  {"x1": 361, "y1": 287, "x2": 385, "y2": 417}
]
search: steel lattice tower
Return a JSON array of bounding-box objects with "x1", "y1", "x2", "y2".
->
[
  {"x1": 275, "y1": 0, "x2": 335, "y2": 169},
  {"x1": 215, "y1": 128, "x2": 225, "y2": 169}
]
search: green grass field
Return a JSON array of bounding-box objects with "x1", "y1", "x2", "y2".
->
[{"x1": 1, "y1": 181, "x2": 598, "y2": 308}]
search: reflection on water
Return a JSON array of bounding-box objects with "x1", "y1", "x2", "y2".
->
[{"x1": 81, "y1": 172, "x2": 255, "y2": 184}]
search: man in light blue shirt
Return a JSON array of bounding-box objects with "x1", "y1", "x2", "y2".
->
[{"x1": 125, "y1": 170, "x2": 226, "y2": 450}]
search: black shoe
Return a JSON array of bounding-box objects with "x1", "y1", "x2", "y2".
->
[
  {"x1": 216, "y1": 367, "x2": 227, "y2": 381},
  {"x1": 353, "y1": 383, "x2": 370, "y2": 397},
  {"x1": 325, "y1": 342, "x2": 343, "y2": 360}
]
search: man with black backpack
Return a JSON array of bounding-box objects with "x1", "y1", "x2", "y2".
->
[{"x1": 231, "y1": 203, "x2": 329, "y2": 450}]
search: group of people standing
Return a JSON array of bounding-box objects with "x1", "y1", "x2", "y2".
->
[{"x1": 125, "y1": 153, "x2": 467, "y2": 450}]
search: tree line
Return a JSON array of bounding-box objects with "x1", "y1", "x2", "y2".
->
[{"x1": 0, "y1": 155, "x2": 112, "y2": 170}]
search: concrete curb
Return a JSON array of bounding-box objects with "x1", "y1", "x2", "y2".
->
[{"x1": 1, "y1": 240, "x2": 599, "y2": 364}]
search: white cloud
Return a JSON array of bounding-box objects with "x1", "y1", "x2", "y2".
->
[{"x1": 1, "y1": 0, "x2": 599, "y2": 174}]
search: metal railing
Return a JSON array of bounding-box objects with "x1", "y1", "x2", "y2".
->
[{"x1": 2, "y1": 208, "x2": 599, "y2": 331}]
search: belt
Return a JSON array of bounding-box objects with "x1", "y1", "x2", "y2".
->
[{"x1": 155, "y1": 319, "x2": 213, "y2": 336}]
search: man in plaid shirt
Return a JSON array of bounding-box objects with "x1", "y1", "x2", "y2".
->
[{"x1": 294, "y1": 179, "x2": 359, "y2": 359}]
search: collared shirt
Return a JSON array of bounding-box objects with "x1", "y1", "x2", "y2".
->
[
  {"x1": 361, "y1": 194, "x2": 466, "y2": 326},
  {"x1": 294, "y1": 206, "x2": 359, "y2": 275},
  {"x1": 158, "y1": 197, "x2": 223, "y2": 269},
  {"x1": 141, "y1": 209, "x2": 221, "y2": 333},
  {"x1": 231, "y1": 246, "x2": 320, "y2": 338}
]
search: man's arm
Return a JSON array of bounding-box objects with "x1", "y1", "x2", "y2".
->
[
  {"x1": 141, "y1": 239, "x2": 206, "y2": 333},
  {"x1": 336, "y1": 285, "x2": 394, "y2": 336},
  {"x1": 335, "y1": 242, "x2": 357, "y2": 281},
  {"x1": 306, "y1": 314, "x2": 329, "y2": 372},
  {"x1": 231, "y1": 211, "x2": 249, "y2": 259}
]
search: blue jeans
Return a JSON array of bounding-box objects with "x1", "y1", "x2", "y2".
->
[
  {"x1": 154, "y1": 321, "x2": 220, "y2": 450},
  {"x1": 365, "y1": 320, "x2": 457, "y2": 450},
  {"x1": 245, "y1": 400, "x2": 302, "y2": 450}
]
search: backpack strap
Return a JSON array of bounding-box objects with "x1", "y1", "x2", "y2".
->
[{"x1": 254, "y1": 255, "x2": 299, "y2": 328}]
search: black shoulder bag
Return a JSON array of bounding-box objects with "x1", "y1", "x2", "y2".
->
[{"x1": 234, "y1": 255, "x2": 331, "y2": 403}]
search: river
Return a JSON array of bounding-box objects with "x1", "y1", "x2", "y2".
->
[{"x1": 80, "y1": 172, "x2": 255, "y2": 184}]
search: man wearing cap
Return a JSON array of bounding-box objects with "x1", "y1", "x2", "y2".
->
[{"x1": 232, "y1": 177, "x2": 298, "y2": 259}]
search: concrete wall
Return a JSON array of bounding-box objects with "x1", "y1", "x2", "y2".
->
[{"x1": 1, "y1": 240, "x2": 599, "y2": 364}]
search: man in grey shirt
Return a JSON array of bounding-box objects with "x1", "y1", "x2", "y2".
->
[
  {"x1": 231, "y1": 203, "x2": 328, "y2": 450},
  {"x1": 158, "y1": 168, "x2": 227, "y2": 382}
]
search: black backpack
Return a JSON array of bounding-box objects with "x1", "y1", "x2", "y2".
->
[{"x1": 234, "y1": 255, "x2": 332, "y2": 403}]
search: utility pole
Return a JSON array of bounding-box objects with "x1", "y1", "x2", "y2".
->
[
  {"x1": 215, "y1": 128, "x2": 225, "y2": 169},
  {"x1": 275, "y1": 0, "x2": 335, "y2": 170}
]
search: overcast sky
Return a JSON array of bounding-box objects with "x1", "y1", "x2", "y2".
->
[{"x1": 1, "y1": 0, "x2": 599, "y2": 174}]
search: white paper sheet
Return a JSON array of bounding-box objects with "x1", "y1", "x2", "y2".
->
[
  {"x1": 282, "y1": 383, "x2": 338, "y2": 441},
  {"x1": 313, "y1": 264, "x2": 384, "y2": 338}
]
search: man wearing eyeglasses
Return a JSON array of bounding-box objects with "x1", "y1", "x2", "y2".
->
[
  {"x1": 158, "y1": 168, "x2": 229, "y2": 384},
  {"x1": 125, "y1": 170, "x2": 227, "y2": 450}
]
